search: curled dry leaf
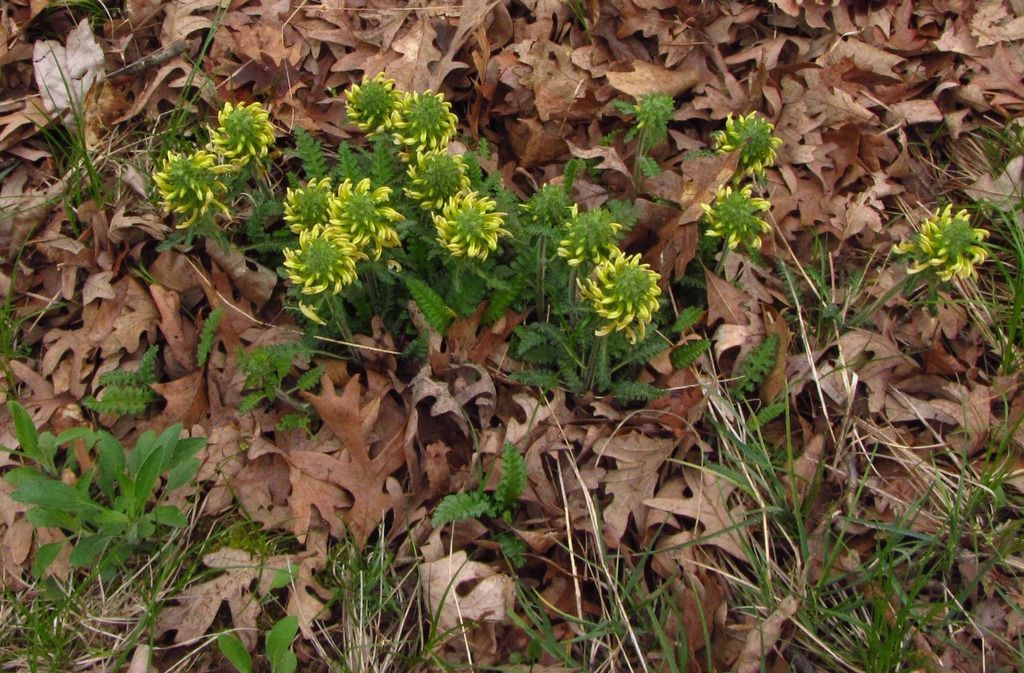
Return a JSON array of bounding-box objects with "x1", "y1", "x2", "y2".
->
[
  {"x1": 419, "y1": 550, "x2": 516, "y2": 632},
  {"x1": 32, "y1": 19, "x2": 105, "y2": 121}
]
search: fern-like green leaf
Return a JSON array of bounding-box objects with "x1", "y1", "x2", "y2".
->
[
  {"x1": 749, "y1": 401, "x2": 787, "y2": 432},
  {"x1": 618, "y1": 335, "x2": 669, "y2": 367},
  {"x1": 509, "y1": 369, "x2": 561, "y2": 390},
  {"x1": 432, "y1": 491, "x2": 493, "y2": 526},
  {"x1": 493, "y1": 443, "x2": 526, "y2": 515},
  {"x1": 197, "y1": 307, "x2": 224, "y2": 367},
  {"x1": 136, "y1": 346, "x2": 159, "y2": 384},
  {"x1": 482, "y1": 284, "x2": 521, "y2": 326},
  {"x1": 83, "y1": 385, "x2": 158, "y2": 415},
  {"x1": 238, "y1": 392, "x2": 266, "y2": 414},
  {"x1": 731, "y1": 334, "x2": 780, "y2": 397},
  {"x1": 610, "y1": 381, "x2": 665, "y2": 403},
  {"x1": 293, "y1": 127, "x2": 328, "y2": 180},
  {"x1": 671, "y1": 306, "x2": 704, "y2": 335},
  {"x1": 670, "y1": 339, "x2": 710, "y2": 370},
  {"x1": 404, "y1": 276, "x2": 454, "y2": 333},
  {"x1": 295, "y1": 365, "x2": 325, "y2": 392}
]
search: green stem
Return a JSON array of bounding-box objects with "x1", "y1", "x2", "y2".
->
[
  {"x1": 582, "y1": 334, "x2": 607, "y2": 392},
  {"x1": 535, "y1": 236, "x2": 548, "y2": 319},
  {"x1": 326, "y1": 295, "x2": 359, "y2": 362}
]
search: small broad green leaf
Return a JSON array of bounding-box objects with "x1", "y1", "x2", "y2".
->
[
  {"x1": 93, "y1": 509, "x2": 131, "y2": 526},
  {"x1": 10, "y1": 474, "x2": 101, "y2": 513},
  {"x1": 266, "y1": 616, "x2": 299, "y2": 673},
  {"x1": 26, "y1": 507, "x2": 77, "y2": 530},
  {"x1": 270, "y1": 564, "x2": 299, "y2": 589},
  {"x1": 32, "y1": 541, "x2": 65, "y2": 578},
  {"x1": 153, "y1": 505, "x2": 189, "y2": 528},
  {"x1": 217, "y1": 633, "x2": 253, "y2": 673},
  {"x1": 7, "y1": 401, "x2": 40, "y2": 465},
  {"x1": 70, "y1": 534, "x2": 109, "y2": 567},
  {"x1": 95, "y1": 432, "x2": 126, "y2": 502},
  {"x1": 165, "y1": 457, "x2": 201, "y2": 492}
]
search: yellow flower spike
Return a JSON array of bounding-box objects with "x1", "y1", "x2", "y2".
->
[
  {"x1": 433, "y1": 190, "x2": 509, "y2": 261},
  {"x1": 329, "y1": 178, "x2": 404, "y2": 260},
  {"x1": 283, "y1": 225, "x2": 366, "y2": 296},
  {"x1": 391, "y1": 90, "x2": 459, "y2": 152},
  {"x1": 556, "y1": 205, "x2": 623, "y2": 267},
  {"x1": 209, "y1": 101, "x2": 276, "y2": 169},
  {"x1": 894, "y1": 205, "x2": 989, "y2": 281},
  {"x1": 345, "y1": 73, "x2": 402, "y2": 135},
  {"x1": 153, "y1": 150, "x2": 229, "y2": 228},
  {"x1": 701, "y1": 184, "x2": 772, "y2": 251},
  {"x1": 578, "y1": 251, "x2": 662, "y2": 344},
  {"x1": 711, "y1": 112, "x2": 783, "y2": 178},
  {"x1": 284, "y1": 177, "x2": 334, "y2": 233},
  {"x1": 405, "y1": 149, "x2": 470, "y2": 210}
]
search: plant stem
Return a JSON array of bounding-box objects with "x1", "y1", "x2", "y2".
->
[
  {"x1": 326, "y1": 295, "x2": 360, "y2": 362},
  {"x1": 582, "y1": 334, "x2": 607, "y2": 392},
  {"x1": 535, "y1": 236, "x2": 548, "y2": 319}
]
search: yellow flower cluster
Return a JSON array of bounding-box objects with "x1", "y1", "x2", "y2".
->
[
  {"x1": 330, "y1": 178, "x2": 404, "y2": 260},
  {"x1": 405, "y1": 150, "x2": 470, "y2": 210},
  {"x1": 392, "y1": 90, "x2": 459, "y2": 153},
  {"x1": 556, "y1": 205, "x2": 623, "y2": 267},
  {"x1": 894, "y1": 205, "x2": 988, "y2": 281},
  {"x1": 433, "y1": 191, "x2": 509, "y2": 261},
  {"x1": 284, "y1": 177, "x2": 334, "y2": 233},
  {"x1": 152, "y1": 150, "x2": 230, "y2": 229},
  {"x1": 701, "y1": 184, "x2": 772, "y2": 251},
  {"x1": 579, "y1": 251, "x2": 662, "y2": 344},
  {"x1": 154, "y1": 101, "x2": 276, "y2": 229},
  {"x1": 711, "y1": 112, "x2": 783, "y2": 178},
  {"x1": 283, "y1": 225, "x2": 367, "y2": 324},
  {"x1": 345, "y1": 73, "x2": 401, "y2": 135},
  {"x1": 209, "y1": 101, "x2": 276, "y2": 169}
]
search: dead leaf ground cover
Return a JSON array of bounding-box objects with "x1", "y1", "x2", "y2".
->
[{"x1": 2, "y1": 1, "x2": 1024, "y2": 672}]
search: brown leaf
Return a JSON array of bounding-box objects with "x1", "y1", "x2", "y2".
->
[
  {"x1": 735, "y1": 596, "x2": 799, "y2": 673},
  {"x1": 32, "y1": 20, "x2": 105, "y2": 120},
  {"x1": 596, "y1": 433, "x2": 676, "y2": 544},
  {"x1": 706, "y1": 271, "x2": 755, "y2": 328},
  {"x1": 759, "y1": 308, "x2": 792, "y2": 402},
  {"x1": 204, "y1": 239, "x2": 276, "y2": 310},
  {"x1": 606, "y1": 59, "x2": 700, "y2": 98},
  {"x1": 645, "y1": 466, "x2": 751, "y2": 560},
  {"x1": 149, "y1": 284, "x2": 197, "y2": 374},
  {"x1": 388, "y1": 20, "x2": 443, "y2": 93},
  {"x1": 419, "y1": 551, "x2": 516, "y2": 632}
]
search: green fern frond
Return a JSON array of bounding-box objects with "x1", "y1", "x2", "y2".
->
[
  {"x1": 136, "y1": 346, "x2": 159, "y2": 384},
  {"x1": 556, "y1": 356, "x2": 583, "y2": 392},
  {"x1": 731, "y1": 334, "x2": 780, "y2": 397},
  {"x1": 671, "y1": 306, "x2": 704, "y2": 335},
  {"x1": 610, "y1": 381, "x2": 665, "y2": 403},
  {"x1": 482, "y1": 284, "x2": 521, "y2": 326},
  {"x1": 238, "y1": 391, "x2": 266, "y2": 414},
  {"x1": 401, "y1": 332, "x2": 429, "y2": 361},
  {"x1": 278, "y1": 413, "x2": 311, "y2": 432},
  {"x1": 432, "y1": 491, "x2": 494, "y2": 527},
  {"x1": 83, "y1": 385, "x2": 159, "y2": 415},
  {"x1": 749, "y1": 401, "x2": 787, "y2": 432},
  {"x1": 293, "y1": 127, "x2": 328, "y2": 180},
  {"x1": 295, "y1": 365, "x2": 324, "y2": 392},
  {"x1": 617, "y1": 334, "x2": 669, "y2": 367},
  {"x1": 670, "y1": 339, "x2": 710, "y2": 370},
  {"x1": 510, "y1": 369, "x2": 561, "y2": 390},
  {"x1": 197, "y1": 307, "x2": 224, "y2": 367},
  {"x1": 493, "y1": 442, "x2": 526, "y2": 515},
  {"x1": 404, "y1": 276, "x2": 454, "y2": 333}
]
